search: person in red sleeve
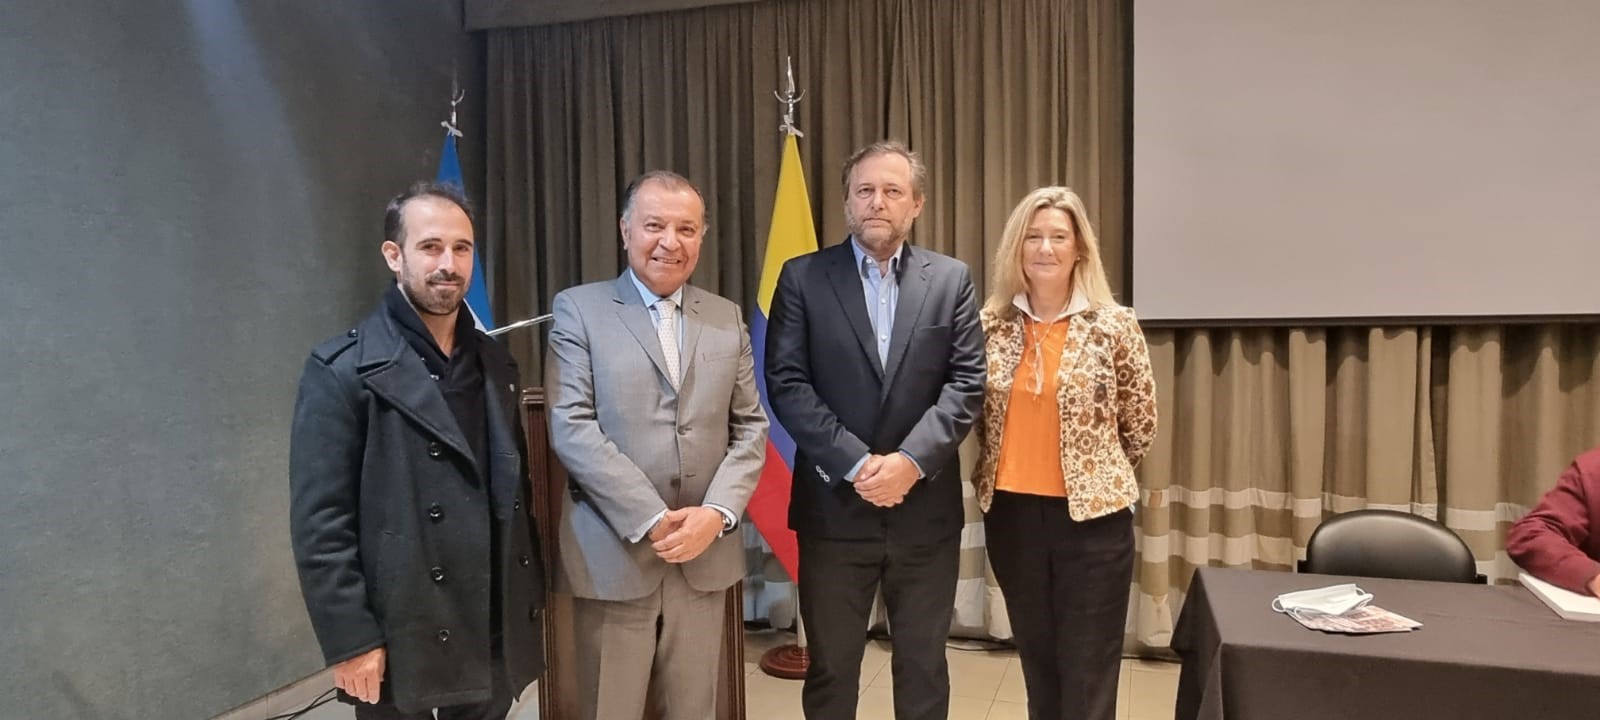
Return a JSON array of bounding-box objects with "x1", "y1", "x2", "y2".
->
[{"x1": 1508, "y1": 446, "x2": 1600, "y2": 596}]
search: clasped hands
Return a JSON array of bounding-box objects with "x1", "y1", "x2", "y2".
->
[
  {"x1": 854, "y1": 452, "x2": 920, "y2": 507},
  {"x1": 650, "y1": 506, "x2": 723, "y2": 563}
]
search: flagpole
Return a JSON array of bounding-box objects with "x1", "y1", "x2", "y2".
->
[
  {"x1": 485, "y1": 314, "x2": 553, "y2": 337},
  {"x1": 757, "y1": 54, "x2": 811, "y2": 681}
]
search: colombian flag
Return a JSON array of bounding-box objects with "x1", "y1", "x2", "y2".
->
[{"x1": 747, "y1": 134, "x2": 816, "y2": 581}]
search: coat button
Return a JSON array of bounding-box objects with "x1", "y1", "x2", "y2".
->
[
  {"x1": 519, "y1": 554, "x2": 531, "y2": 567},
  {"x1": 430, "y1": 566, "x2": 445, "y2": 583},
  {"x1": 513, "y1": 499, "x2": 522, "y2": 512},
  {"x1": 347, "y1": 328, "x2": 358, "y2": 337},
  {"x1": 677, "y1": 426, "x2": 690, "y2": 435},
  {"x1": 437, "y1": 629, "x2": 450, "y2": 643},
  {"x1": 427, "y1": 442, "x2": 442, "y2": 458},
  {"x1": 528, "y1": 606, "x2": 538, "y2": 622},
  {"x1": 428, "y1": 504, "x2": 444, "y2": 521}
]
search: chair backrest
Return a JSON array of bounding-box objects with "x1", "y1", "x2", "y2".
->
[{"x1": 1300, "y1": 509, "x2": 1482, "y2": 583}]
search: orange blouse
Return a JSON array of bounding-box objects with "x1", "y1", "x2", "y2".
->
[{"x1": 994, "y1": 316, "x2": 1070, "y2": 498}]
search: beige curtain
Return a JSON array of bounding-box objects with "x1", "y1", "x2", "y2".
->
[
  {"x1": 1132, "y1": 324, "x2": 1600, "y2": 652},
  {"x1": 481, "y1": 0, "x2": 1600, "y2": 653}
]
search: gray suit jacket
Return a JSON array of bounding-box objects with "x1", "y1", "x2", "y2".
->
[{"x1": 546, "y1": 273, "x2": 768, "y2": 600}]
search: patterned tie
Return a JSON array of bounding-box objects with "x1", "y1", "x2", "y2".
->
[{"x1": 656, "y1": 298, "x2": 680, "y2": 389}]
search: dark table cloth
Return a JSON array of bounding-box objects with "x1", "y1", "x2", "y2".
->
[{"x1": 1172, "y1": 567, "x2": 1600, "y2": 720}]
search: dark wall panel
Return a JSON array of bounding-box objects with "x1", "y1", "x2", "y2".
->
[{"x1": 0, "y1": 2, "x2": 484, "y2": 716}]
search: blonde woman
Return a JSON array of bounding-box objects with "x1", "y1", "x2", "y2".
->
[{"x1": 973, "y1": 187, "x2": 1157, "y2": 720}]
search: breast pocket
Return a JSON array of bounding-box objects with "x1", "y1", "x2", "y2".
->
[
  {"x1": 699, "y1": 349, "x2": 738, "y2": 365},
  {"x1": 914, "y1": 324, "x2": 951, "y2": 342},
  {"x1": 692, "y1": 339, "x2": 740, "y2": 389}
]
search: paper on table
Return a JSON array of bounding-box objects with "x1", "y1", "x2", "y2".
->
[
  {"x1": 1518, "y1": 572, "x2": 1600, "y2": 622},
  {"x1": 1284, "y1": 605, "x2": 1422, "y2": 634}
]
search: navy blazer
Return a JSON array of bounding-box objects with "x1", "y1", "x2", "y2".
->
[{"x1": 765, "y1": 240, "x2": 985, "y2": 543}]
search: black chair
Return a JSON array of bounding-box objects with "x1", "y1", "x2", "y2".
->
[{"x1": 1299, "y1": 509, "x2": 1486, "y2": 584}]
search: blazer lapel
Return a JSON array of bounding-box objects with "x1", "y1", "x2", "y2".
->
[
  {"x1": 990, "y1": 314, "x2": 1025, "y2": 391},
  {"x1": 880, "y1": 246, "x2": 932, "y2": 393},
  {"x1": 678, "y1": 287, "x2": 705, "y2": 388},
  {"x1": 355, "y1": 314, "x2": 477, "y2": 476},
  {"x1": 1057, "y1": 310, "x2": 1094, "y2": 388},
  {"x1": 825, "y1": 242, "x2": 885, "y2": 378},
  {"x1": 611, "y1": 273, "x2": 676, "y2": 392}
]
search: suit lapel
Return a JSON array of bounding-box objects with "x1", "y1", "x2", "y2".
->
[
  {"x1": 356, "y1": 313, "x2": 478, "y2": 476},
  {"x1": 678, "y1": 287, "x2": 705, "y2": 388},
  {"x1": 825, "y1": 242, "x2": 885, "y2": 378},
  {"x1": 612, "y1": 273, "x2": 677, "y2": 392},
  {"x1": 881, "y1": 246, "x2": 932, "y2": 393}
]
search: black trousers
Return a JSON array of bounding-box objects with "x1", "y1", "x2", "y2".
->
[
  {"x1": 798, "y1": 534, "x2": 960, "y2": 720},
  {"x1": 985, "y1": 491, "x2": 1134, "y2": 720}
]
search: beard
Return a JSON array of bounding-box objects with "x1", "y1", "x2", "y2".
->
[
  {"x1": 846, "y1": 213, "x2": 909, "y2": 256},
  {"x1": 400, "y1": 263, "x2": 466, "y2": 316}
]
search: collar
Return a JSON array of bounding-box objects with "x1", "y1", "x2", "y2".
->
[
  {"x1": 849, "y1": 235, "x2": 906, "y2": 278},
  {"x1": 385, "y1": 283, "x2": 476, "y2": 358},
  {"x1": 1012, "y1": 288, "x2": 1090, "y2": 323},
  {"x1": 627, "y1": 269, "x2": 685, "y2": 308}
]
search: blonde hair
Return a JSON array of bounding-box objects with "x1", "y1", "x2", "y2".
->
[{"x1": 983, "y1": 186, "x2": 1119, "y2": 317}]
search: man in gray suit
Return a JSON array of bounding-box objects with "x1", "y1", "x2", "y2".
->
[{"x1": 547, "y1": 170, "x2": 768, "y2": 720}]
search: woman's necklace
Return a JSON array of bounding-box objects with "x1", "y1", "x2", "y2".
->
[{"x1": 1026, "y1": 316, "x2": 1051, "y2": 397}]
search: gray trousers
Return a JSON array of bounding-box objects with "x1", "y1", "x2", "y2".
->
[{"x1": 572, "y1": 566, "x2": 726, "y2": 720}]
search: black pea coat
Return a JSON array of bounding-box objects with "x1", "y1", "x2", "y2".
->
[{"x1": 289, "y1": 305, "x2": 545, "y2": 713}]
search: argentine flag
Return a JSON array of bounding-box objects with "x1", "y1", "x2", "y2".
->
[{"x1": 437, "y1": 130, "x2": 494, "y2": 331}]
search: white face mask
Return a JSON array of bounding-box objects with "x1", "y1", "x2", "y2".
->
[{"x1": 1271, "y1": 583, "x2": 1374, "y2": 617}]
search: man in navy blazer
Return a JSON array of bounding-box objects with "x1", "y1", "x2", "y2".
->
[{"x1": 765, "y1": 140, "x2": 985, "y2": 720}]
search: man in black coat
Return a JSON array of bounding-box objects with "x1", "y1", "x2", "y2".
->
[
  {"x1": 765, "y1": 141, "x2": 986, "y2": 719},
  {"x1": 289, "y1": 181, "x2": 545, "y2": 719}
]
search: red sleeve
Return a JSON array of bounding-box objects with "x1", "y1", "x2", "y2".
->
[{"x1": 1507, "y1": 449, "x2": 1600, "y2": 596}]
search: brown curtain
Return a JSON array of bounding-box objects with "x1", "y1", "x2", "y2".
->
[
  {"x1": 483, "y1": 0, "x2": 1126, "y2": 372},
  {"x1": 481, "y1": 0, "x2": 1600, "y2": 652}
]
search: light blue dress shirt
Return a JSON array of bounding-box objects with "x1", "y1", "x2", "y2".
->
[{"x1": 842, "y1": 239, "x2": 924, "y2": 483}]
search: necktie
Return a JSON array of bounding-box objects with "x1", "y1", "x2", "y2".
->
[{"x1": 656, "y1": 298, "x2": 680, "y2": 389}]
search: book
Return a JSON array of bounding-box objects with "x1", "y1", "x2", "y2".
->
[{"x1": 1518, "y1": 572, "x2": 1600, "y2": 622}]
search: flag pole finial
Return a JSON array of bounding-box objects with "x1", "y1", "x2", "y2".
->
[
  {"x1": 442, "y1": 89, "x2": 466, "y2": 138},
  {"x1": 774, "y1": 55, "x2": 805, "y2": 137}
]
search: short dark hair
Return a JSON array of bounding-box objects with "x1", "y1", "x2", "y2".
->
[
  {"x1": 620, "y1": 170, "x2": 708, "y2": 225},
  {"x1": 384, "y1": 180, "x2": 474, "y2": 248},
  {"x1": 840, "y1": 140, "x2": 927, "y2": 199}
]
